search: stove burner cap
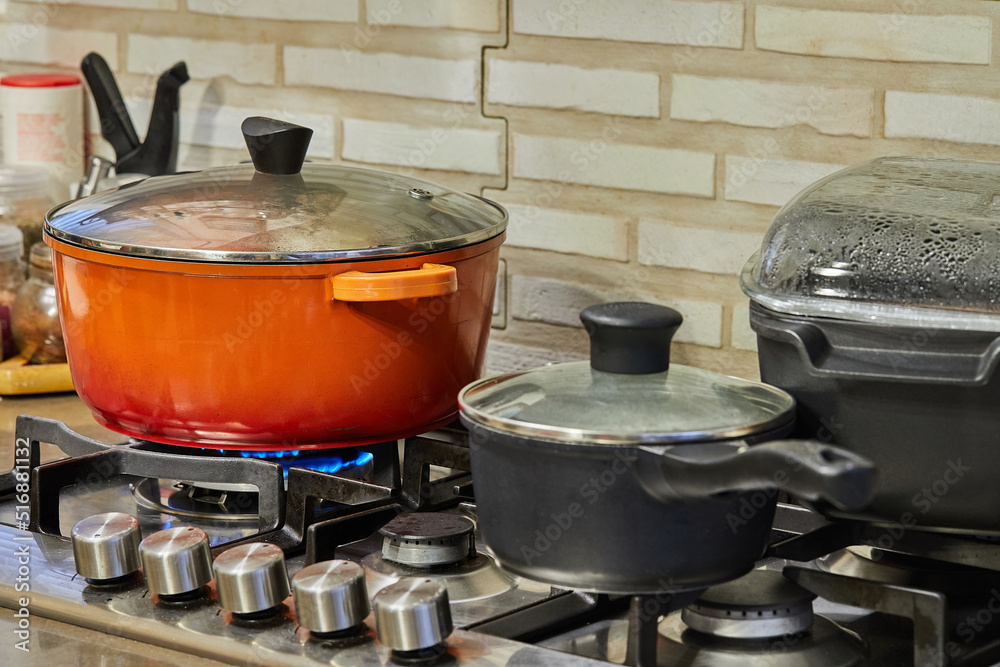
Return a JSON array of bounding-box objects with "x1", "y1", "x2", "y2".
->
[
  {"x1": 379, "y1": 513, "x2": 474, "y2": 568},
  {"x1": 682, "y1": 570, "x2": 816, "y2": 640}
]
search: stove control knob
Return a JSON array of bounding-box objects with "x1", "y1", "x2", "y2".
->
[
  {"x1": 292, "y1": 560, "x2": 370, "y2": 637},
  {"x1": 213, "y1": 543, "x2": 290, "y2": 617},
  {"x1": 139, "y1": 526, "x2": 213, "y2": 601},
  {"x1": 374, "y1": 579, "x2": 452, "y2": 653},
  {"x1": 71, "y1": 512, "x2": 142, "y2": 583}
]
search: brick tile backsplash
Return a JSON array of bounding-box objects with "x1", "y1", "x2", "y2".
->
[
  {"x1": 731, "y1": 304, "x2": 757, "y2": 352},
  {"x1": 485, "y1": 340, "x2": 584, "y2": 376},
  {"x1": 188, "y1": 0, "x2": 357, "y2": 22},
  {"x1": 513, "y1": 0, "x2": 744, "y2": 49},
  {"x1": 885, "y1": 91, "x2": 1000, "y2": 146},
  {"x1": 7, "y1": 0, "x2": 998, "y2": 379},
  {"x1": 128, "y1": 35, "x2": 273, "y2": 84},
  {"x1": 341, "y1": 119, "x2": 502, "y2": 174},
  {"x1": 23, "y1": 0, "x2": 177, "y2": 8},
  {"x1": 0, "y1": 23, "x2": 117, "y2": 68},
  {"x1": 670, "y1": 75, "x2": 873, "y2": 138},
  {"x1": 367, "y1": 0, "x2": 500, "y2": 32},
  {"x1": 725, "y1": 156, "x2": 847, "y2": 207},
  {"x1": 511, "y1": 275, "x2": 722, "y2": 348},
  {"x1": 503, "y1": 204, "x2": 628, "y2": 260},
  {"x1": 513, "y1": 134, "x2": 715, "y2": 197},
  {"x1": 755, "y1": 6, "x2": 992, "y2": 65},
  {"x1": 488, "y1": 59, "x2": 659, "y2": 118},
  {"x1": 285, "y1": 47, "x2": 477, "y2": 103},
  {"x1": 638, "y1": 222, "x2": 760, "y2": 276}
]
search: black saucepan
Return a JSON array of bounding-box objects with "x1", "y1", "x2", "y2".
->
[{"x1": 459, "y1": 302, "x2": 876, "y2": 594}]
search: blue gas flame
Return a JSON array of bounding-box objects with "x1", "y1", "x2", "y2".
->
[{"x1": 213, "y1": 448, "x2": 374, "y2": 478}]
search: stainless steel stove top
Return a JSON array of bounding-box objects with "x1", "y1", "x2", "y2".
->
[{"x1": 5, "y1": 415, "x2": 1000, "y2": 667}]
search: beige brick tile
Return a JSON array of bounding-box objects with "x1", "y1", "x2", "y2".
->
[
  {"x1": 367, "y1": 0, "x2": 500, "y2": 32},
  {"x1": 731, "y1": 304, "x2": 757, "y2": 351},
  {"x1": 503, "y1": 204, "x2": 628, "y2": 260},
  {"x1": 25, "y1": 0, "x2": 176, "y2": 8},
  {"x1": 285, "y1": 47, "x2": 477, "y2": 103},
  {"x1": 755, "y1": 5, "x2": 991, "y2": 65},
  {"x1": 885, "y1": 91, "x2": 1000, "y2": 146},
  {"x1": 638, "y1": 221, "x2": 759, "y2": 275},
  {"x1": 513, "y1": 0, "x2": 744, "y2": 49},
  {"x1": 0, "y1": 23, "x2": 117, "y2": 68},
  {"x1": 188, "y1": 0, "x2": 357, "y2": 22},
  {"x1": 513, "y1": 134, "x2": 715, "y2": 197},
  {"x1": 488, "y1": 59, "x2": 658, "y2": 117},
  {"x1": 127, "y1": 34, "x2": 274, "y2": 85},
  {"x1": 725, "y1": 156, "x2": 848, "y2": 207},
  {"x1": 342, "y1": 118, "x2": 502, "y2": 174},
  {"x1": 670, "y1": 75, "x2": 873, "y2": 138},
  {"x1": 485, "y1": 340, "x2": 583, "y2": 375}
]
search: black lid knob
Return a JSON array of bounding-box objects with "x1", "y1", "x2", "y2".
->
[
  {"x1": 242, "y1": 116, "x2": 313, "y2": 175},
  {"x1": 580, "y1": 302, "x2": 682, "y2": 374}
]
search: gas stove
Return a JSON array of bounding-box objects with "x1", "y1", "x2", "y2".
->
[{"x1": 4, "y1": 416, "x2": 1000, "y2": 666}]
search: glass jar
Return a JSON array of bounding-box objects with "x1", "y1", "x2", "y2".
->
[
  {"x1": 12, "y1": 241, "x2": 64, "y2": 364},
  {"x1": 0, "y1": 166, "x2": 57, "y2": 254},
  {"x1": 0, "y1": 226, "x2": 24, "y2": 359}
]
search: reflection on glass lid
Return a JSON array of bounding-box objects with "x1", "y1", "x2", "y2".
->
[
  {"x1": 44, "y1": 164, "x2": 506, "y2": 263},
  {"x1": 742, "y1": 156, "x2": 1000, "y2": 330},
  {"x1": 458, "y1": 361, "x2": 795, "y2": 445}
]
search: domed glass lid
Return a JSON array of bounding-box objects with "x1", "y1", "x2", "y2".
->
[
  {"x1": 742, "y1": 156, "x2": 1000, "y2": 330},
  {"x1": 45, "y1": 117, "x2": 506, "y2": 264},
  {"x1": 459, "y1": 303, "x2": 795, "y2": 445}
]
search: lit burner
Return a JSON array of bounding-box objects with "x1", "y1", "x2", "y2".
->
[
  {"x1": 131, "y1": 446, "x2": 376, "y2": 524},
  {"x1": 234, "y1": 448, "x2": 375, "y2": 479}
]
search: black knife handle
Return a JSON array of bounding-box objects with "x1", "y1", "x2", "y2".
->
[{"x1": 81, "y1": 52, "x2": 140, "y2": 161}]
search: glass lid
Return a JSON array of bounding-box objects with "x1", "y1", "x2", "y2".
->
[
  {"x1": 742, "y1": 156, "x2": 1000, "y2": 330},
  {"x1": 459, "y1": 303, "x2": 795, "y2": 445},
  {"x1": 45, "y1": 117, "x2": 507, "y2": 263}
]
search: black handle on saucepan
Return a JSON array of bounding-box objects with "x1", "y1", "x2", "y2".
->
[
  {"x1": 635, "y1": 440, "x2": 877, "y2": 511},
  {"x1": 580, "y1": 302, "x2": 682, "y2": 374},
  {"x1": 81, "y1": 52, "x2": 141, "y2": 161},
  {"x1": 242, "y1": 116, "x2": 313, "y2": 175}
]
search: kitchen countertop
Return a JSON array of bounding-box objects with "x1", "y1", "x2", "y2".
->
[{"x1": 0, "y1": 391, "x2": 128, "y2": 464}]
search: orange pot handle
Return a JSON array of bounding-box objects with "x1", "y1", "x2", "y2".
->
[{"x1": 331, "y1": 263, "x2": 458, "y2": 302}]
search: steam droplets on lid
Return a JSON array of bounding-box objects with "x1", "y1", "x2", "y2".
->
[{"x1": 743, "y1": 157, "x2": 1000, "y2": 327}]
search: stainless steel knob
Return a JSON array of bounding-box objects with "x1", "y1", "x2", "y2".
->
[
  {"x1": 213, "y1": 543, "x2": 290, "y2": 616},
  {"x1": 139, "y1": 526, "x2": 213, "y2": 600},
  {"x1": 71, "y1": 512, "x2": 142, "y2": 583},
  {"x1": 292, "y1": 560, "x2": 370, "y2": 636},
  {"x1": 374, "y1": 578, "x2": 452, "y2": 652}
]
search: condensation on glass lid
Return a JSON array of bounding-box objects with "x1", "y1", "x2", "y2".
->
[{"x1": 742, "y1": 157, "x2": 1000, "y2": 328}]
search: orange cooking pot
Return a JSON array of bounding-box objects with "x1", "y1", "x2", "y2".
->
[{"x1": 43, "y1": 117, "x2": 507, "y2": 450}]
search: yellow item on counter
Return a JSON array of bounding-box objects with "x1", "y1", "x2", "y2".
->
[{"x1": 0, "y1": 355, "x2": 74, "y2": 395}]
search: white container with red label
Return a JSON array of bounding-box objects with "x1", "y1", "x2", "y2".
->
[{"x1": 0, "y1": 73, "x2": 85, "y2": 200}]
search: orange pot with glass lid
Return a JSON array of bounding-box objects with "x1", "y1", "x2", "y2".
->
[{"x1": 43, "y1": 117, "x2": 506, "y2": 450}]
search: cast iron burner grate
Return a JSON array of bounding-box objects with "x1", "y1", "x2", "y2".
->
[
  {"x1": 763, "y1": 503, "x2": 1000, "y2": 667},
  {"x1": 0, "y1": 415, "x2": 475, "y2": 557},
  {"x1": 655, "y1": 569, "x2": 866, "y2": 667},
  {"x1": 129, "y1": 447, "x2": 377, "y2": 522}
]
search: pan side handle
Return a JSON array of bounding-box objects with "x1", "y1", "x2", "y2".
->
[{"x1": 635, "y1": 440, "x2": 876, "y2": 512}]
